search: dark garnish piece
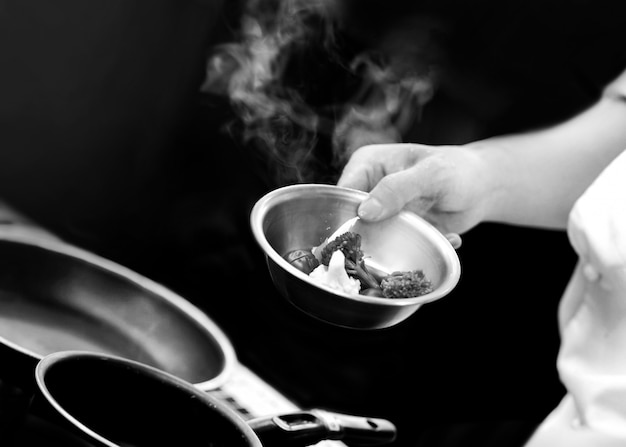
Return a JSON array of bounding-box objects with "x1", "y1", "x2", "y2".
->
[
  {"x1": 319, "y1": 232, "x2": 379, "y2": 289},
  {"x1": 381, "y1": 270, "x2": 433, "y2": 298}
]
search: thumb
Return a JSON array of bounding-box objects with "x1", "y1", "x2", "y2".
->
[{"x1": 357, "y1": 164, "x2": 439, "y2": 221}]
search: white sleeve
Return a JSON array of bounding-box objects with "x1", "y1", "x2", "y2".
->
[{"x1": 525, "y1": 149, "x2": 626, "y2": 446}]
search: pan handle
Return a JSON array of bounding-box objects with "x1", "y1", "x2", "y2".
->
[{"x1": 247, "y1": 409, "x2": 397, "y2": 447}]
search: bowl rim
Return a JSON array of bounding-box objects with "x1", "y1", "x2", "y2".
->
[{"x1": 250, "y1": 183, "x2": 461, "y2": 307}]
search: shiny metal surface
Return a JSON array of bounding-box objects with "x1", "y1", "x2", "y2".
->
[
  {"x1": 0, "y1": 228, "x2": 236, "y2": 391},
  {"x1": 250, "y1": 184, "x2": 461, "y2": 329}
]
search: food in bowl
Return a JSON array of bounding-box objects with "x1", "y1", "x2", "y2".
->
[
  {"x1": 250, "y1": 183, "x2": 461, "y2": 329},
  {"x1": 310, "y1": 249, "x2": 362, "y2": 295},
  {"x1": 284, "y1": 230, "x2": 433, "y2": 298}
]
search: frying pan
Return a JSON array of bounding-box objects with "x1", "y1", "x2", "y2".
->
[
  {"x1": 0, "y1": 227, "x2": 237, "y2": 392},
  {"x1": 31, "y1": 351, "x2": 397, "y2": 447}
]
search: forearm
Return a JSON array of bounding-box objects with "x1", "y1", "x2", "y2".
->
[{"x1": 470, "y1": 77, "x2": 626, "y2": 229}]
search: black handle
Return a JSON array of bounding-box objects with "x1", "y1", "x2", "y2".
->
[
  {"x1": 327, "y1": 410, "x2": 397, "y2": 446},
  {"x1": 248, "y1": 409, "x2": 397, "y2": 447}
]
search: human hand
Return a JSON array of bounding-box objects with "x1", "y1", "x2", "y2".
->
[{"x1": 337, "y1": 143, "x2": 493, "y2": 241}]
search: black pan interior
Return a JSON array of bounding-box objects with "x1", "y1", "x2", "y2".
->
[{"x1": 0, "y1": 238, "x2": 231, "y2": 386}]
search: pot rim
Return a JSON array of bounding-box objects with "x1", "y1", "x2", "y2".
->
[
  {"x1": 0, "y1": 227, "x2": 238, "y2": 390},
  {"x1": 35, "y1": 350, "x2": 260, "y2": 447}
]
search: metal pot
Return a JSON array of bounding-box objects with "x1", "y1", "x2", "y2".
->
[
  {"x1": 0, "y1": 229, "x2": 236, "y2": 392},
  {"x1": 32, "y1": 351, "x2": 397, "y2": 447}
]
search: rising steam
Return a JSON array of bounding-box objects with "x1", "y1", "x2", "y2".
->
[{"x1": 203, "y1": 0, "x2": 442, "y2": 185}]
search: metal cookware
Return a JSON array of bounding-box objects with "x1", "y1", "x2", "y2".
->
[
  {"x1": 32, "y1": 351, "x2": 397, "y2": 447},
  {"x1": 0, "y1": 229, "x2": 236, "y2": 392},
  {"x1": 250, "y1": 184, "x2": 461, "y2": 329}
]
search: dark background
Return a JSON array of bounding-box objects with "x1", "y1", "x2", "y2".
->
[{"x1": 1, "y1": 1, "x2": 626, "y2": 446}]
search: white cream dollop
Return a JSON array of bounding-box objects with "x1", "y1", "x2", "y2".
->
[{"x1": 309, "y1": 250, "x2": 361, "y2": 295}]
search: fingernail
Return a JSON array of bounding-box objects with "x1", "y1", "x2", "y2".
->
[{"x1": 358, "y1": 198, "x2": 384, "y2": 220}]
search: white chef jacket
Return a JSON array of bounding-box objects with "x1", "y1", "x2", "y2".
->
[{"x1": 525, "y1": 148, "x2": 626, "y2": 446}]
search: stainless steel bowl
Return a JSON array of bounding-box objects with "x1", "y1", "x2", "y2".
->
[{"x1": 250, "y1": 184, "x2": 461, "y2": 330}]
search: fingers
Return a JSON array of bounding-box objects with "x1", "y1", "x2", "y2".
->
[
  {"x1": 445, "y1": 233, "x2": 462, "y2": 249},
  {"x1": 337, "y1": 145, "x2": 386, "y2": 192},
  {"x1": 337, "y1": 143, "x2": 449, "y2": 223},
  {"x1": 336, "y1": 162, "x2": 373, "y2": 193},
  {"x1": 356, "y1": 177, "x2": 406, "y2": 221},
  {"x1": 357, "y1": 160, "x2": 441, "y2": 221}
]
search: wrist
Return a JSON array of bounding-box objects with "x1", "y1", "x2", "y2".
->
[{"x1": 463, "y1": 141, "x2": 513, "y2": 225}]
